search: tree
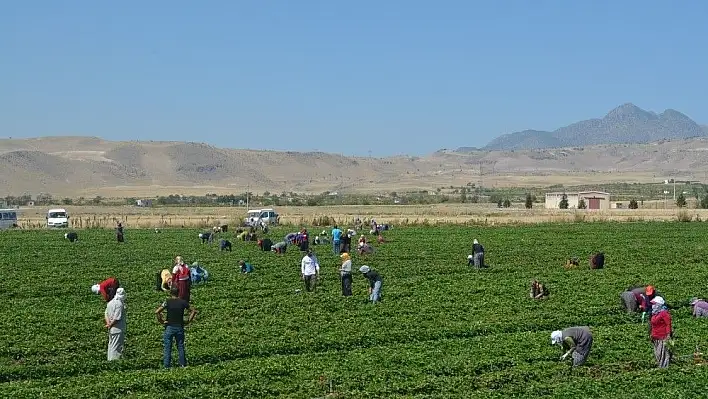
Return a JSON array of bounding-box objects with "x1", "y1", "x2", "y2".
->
[
  {"x1": 676, "y1": 193, "x2": 687, "y2": 208},
  {"x1": 92, "y1": 196, "x2": 103, "y2": 205},
  {"x1": 502, "y1": 199, "x2": 511, "y2": 208},
  {"x1": 460, "y1": 188, "x2": 467, "y2": 203},
  {"x1": 701, "y1": 195, "x2": 708, "y2": 209},
  {"x1": 62, "y1": 198, "x2": 73, "y2": 205},
  {"x1": 629, "y1": 199, "x2": 639, "y2": 209},
  {"x1": 525, "y1": 193, "x2": 533, "y2": 209},
  {"x1": 497, "y1": 199, "x2": 503, "y2": 208},
  {"x1": 578, "y1": 199, "x2": 587, "y2": 209},
  {"x1": 559, "y1": 194, "x2": 569, "y2": 209}
]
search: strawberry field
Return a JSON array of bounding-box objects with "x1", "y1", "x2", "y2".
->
[{"x1": 2, "y1": 222, "x2": 708, "y2": 398}]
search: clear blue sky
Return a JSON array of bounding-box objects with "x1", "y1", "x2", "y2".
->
[{"x1": 2, "y1": 1, "x2": 707, "y2": 156}]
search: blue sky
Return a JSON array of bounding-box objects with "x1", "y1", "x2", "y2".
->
[{"x1": 2, "y1": 1, "x2": 707, "y2": 156}]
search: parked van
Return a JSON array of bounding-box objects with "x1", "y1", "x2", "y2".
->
[
  {"x1": 244, "y1": 208, "x2": 279, "y2": 226},
  {"x1": 0, "y1": 209, "x2": 18, "y2": 230},
  {"x1": 46, "y1": 208, "x2": 69, "y2": 228}
]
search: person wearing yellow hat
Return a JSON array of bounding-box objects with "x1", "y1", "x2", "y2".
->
[{"x1": 339, "y1": 253, "x2": 353, "y2": 296}]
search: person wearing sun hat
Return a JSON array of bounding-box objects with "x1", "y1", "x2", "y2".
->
[
  {"x1": 551, "y1": 326, "x2": 593, "y2": 367},
  {"x1": 690, "y1": 298, "x2": 708, "y2": 318},
  {"x1": 359, "y1": 265, "x2": 382, "y2": 303},
  {"x1": 339, "y1": 253, "x2": 353, "y2": 296},
  {"x1": 649, "y1": 296, "x2": 673, "y2": 368}
]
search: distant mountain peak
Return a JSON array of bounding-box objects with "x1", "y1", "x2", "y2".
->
[{"x1": 480, "y1": 103, "x2": 706, "y2": 151}]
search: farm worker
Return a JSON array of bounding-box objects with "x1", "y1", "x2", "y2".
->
[
  {"x1": 285, "y1": 232, "x2": 297, "y2": 244},
  {"x1": 377, "y1": 233, "x2": 385, "y2": 244},
  {"x1": 530, "y1": 280, "x2": 549, "y2": 299},
  {"x1": 190, "y1": 262, "x2": 209, "y2": 284},
  {"x1": 172, "y1": 256, "x2": 191, "y2": 303},
  {"x1": 359, "y1": 265, "x2": 382, "y2": 303},
  {"x1": 65, "y1": 232, "x2": 78, "y2": 242},
  {"x1": 104, "y1": 287, "x2": 126, "y2": 361},
  {"x1": 301, "y1": 249, "x2": 320, "y2": 292},
  {"x1": 341, "y1": 232, "x2": 353, "y2": 254},
  {"x1": 358, "y1": 243, "x2": 374, "y2": 255},
  {"x1": 219, "y1": 239, "x2": 232, "y2": 251},
  {"x1": 590, "y1": 252, "x2": 605, "y2": 269},
  {"x1": 239, "y1": 260, "x2": 254, "y2": 274},
  {"x1": 331, "y1": 225, "x2": 343, "y2": 254},
  {"x1": 472, "y1": 239, "x2": 485, "y2": 269},
  {"x1": 198, "y1": 232, "x2": 213, "y2": 244},
  {"x1": 649, "y1": 296, "x2": 673, "y2": 368},
  {"x1": 619, "y1": 286, "x2": 647, "y2": 313},
  {"x1": 155, "y1": 286, "x2": 198, "y2": 368},
  {"x1": 159, "y1": 269, "x2": 172, "y2": 291},
  {"x1": 258, "y1": 238, "x2": 273, "y2": 251},
  {"x1": 642, "y1": 286, "x2": 662, "y2": 322},
  {"x1": 467, "y1": 254, "x2": 474, "y2": 266},
  {"x1": 116, "y1": 222, "x2": 124, "y2": 243},
  {"x1": 236, "y1": 231, "x2": 248, "y2": 241},
  {"x1": 272, "y1": 241, "x2": 287, "y2": 254},
  {"x1": 92, "y1": 277, "x2": 120, "y2": 302},
  {"x1": 551, "y1": 326, "x2": 593, "y2": 367},
  {"x1": 339, "y1": 253, "x2": 353, "y2": 296},
  {"x1": 358, "y1": 235, "x2": 367, "y2": 248},
  {"x1": 564, "y1": 257, "x2": 580, "y2": 269},
  {"x1": 690, "y1": 298, "x2": 708, "y2": 318}
]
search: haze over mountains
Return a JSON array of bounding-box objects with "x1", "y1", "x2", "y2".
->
[
  {"x1": 479, "y1": 103, "x2": 708, "y2": 151},
  {"x1": 2, "y1": 103, "x2": 708, "y2": 197}
]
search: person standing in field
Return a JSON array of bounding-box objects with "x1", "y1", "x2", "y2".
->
[
  {"x1": 690, "y1": 298, "x2": 708, "y2": 318},
  {"x1": 341, "y1": 231, "x2": 354, "y2": 254},
  {"x1": 155, "y1": 286, "x2": 198, "y2": 368},
  {"x1": 471, "y1": 239, "x2": 485, "y2": 269},
  {"x1": 91, "y1": 277, "x2": 120, "y2": 302},
  {"x1": 172, "y1": 256, "x2": 191, "y2": 303},
  {"x1": 339, "y1": 253, "x2": 353, "y2": 296},
  {"x1": 359, "y1": 265, "x2": 382, "y2": 303},
  {"x1": 104, "y1": 287, "x2": 126, "y2": 361},
  {"x1": 649, "y1": 296, "x2": 673, "y2": 368},
  {"x1": 116, "y1": 222, "x2": 124, "y2": 243},
  {"x1": 551, "y1": 326, "x2": 593, "y2": 367},
  {"x1": 331, "y1": 225, "x2": 343, "y2": 254},
  {"x1": 301, "y1": 249, "x2": 320, "y2": 292}
]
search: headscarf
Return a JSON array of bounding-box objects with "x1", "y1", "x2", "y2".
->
[
  {"x1": 359, "y1": 265, "x2": 370, "y2": 274},
  {"x1": 551, "y1": 330, "x2": 563, "y2": 345},
  {"x1": 113, "y1": 287, "x2": 126, "y2": 302},
  {"x1": 473, "y1": 239, "x2": 479, "y2": 245},
  {"x1": 91, "y1": 284, "x2": 100, "y2": 294},
  {"x1": 651, "y1": 296, "x2": 667, "y2": 314}
]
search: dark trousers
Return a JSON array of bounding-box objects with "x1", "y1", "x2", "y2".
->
[
  {"x1": 304, "y1": 274, "x2": 317, "y2": 292},
  {"x1": 341, "y1": 273, "x2": 352, "y2": 296}
]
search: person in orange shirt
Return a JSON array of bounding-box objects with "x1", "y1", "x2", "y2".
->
[{"x1": 91, "y1": 277, "x2": 120, "y2": 302}]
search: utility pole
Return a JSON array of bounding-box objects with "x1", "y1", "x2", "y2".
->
[
  {"x1": 246, "y1": 184, "x2": 250, "y2": 209},
  {"x1": 673, "y1": 178, "x2": 676, "y2": 201}
]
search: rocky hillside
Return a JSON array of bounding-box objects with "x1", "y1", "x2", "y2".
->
[{"x1": 481, "y1": 104, "x2": 706, "y2": 151}]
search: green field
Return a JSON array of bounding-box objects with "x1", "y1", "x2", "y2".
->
[{"x1": 2, "y1": 223, "x2": 708, "y2": 398}]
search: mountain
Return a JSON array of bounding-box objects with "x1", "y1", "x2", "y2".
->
[
  {"x1": 482, "y1": 103, "x2": 707, "y2": 151},
  {"x1": 3, "y1": 136, "x2": 708, "y2": 197}
]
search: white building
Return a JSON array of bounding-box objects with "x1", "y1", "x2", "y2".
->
[{"x1": 545, "y1": 191, "x2": 611, "y2": 210}]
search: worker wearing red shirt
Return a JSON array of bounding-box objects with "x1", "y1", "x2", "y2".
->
[
  {"x1": 649, "y1": 296, "x2": 672, "y2": 368},
  {"x1": 171, "y1": 256, "x2": 191, "y2": 303},
  {"x1": 91, "y1": 277, "x2": 120, "y2": 302}
]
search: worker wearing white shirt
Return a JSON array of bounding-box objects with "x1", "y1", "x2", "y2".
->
[{"x1": 301, "y1": 249, "x2": 320, "y2": 292}]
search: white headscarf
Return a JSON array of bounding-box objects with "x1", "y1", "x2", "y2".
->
[
  {"x1": 473, "y1": 239, "x2": 479, "y2": 244},
  {"x1": 114, "y1": 287, "x2": 126, "y2": 302},
  {"x1": 91, "y1": 284, "x2": 100, "y2": 294},
  {"x1": 551, "y1": 330, "x2": 563, "y2": 345},
  {"x1": 359, "y1": 265, "x2": 370, "y2": 274}
]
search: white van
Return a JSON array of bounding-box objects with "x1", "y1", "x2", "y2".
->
[
  {"x1": 244, "y1": 208, "x2": 279, "y2": 226},
  {"x1": 0, "y1": 209, "x2": 18, "y2": 230},
  {"x1": 46, "y1": 208, "x2": 69, "y2": 228}
]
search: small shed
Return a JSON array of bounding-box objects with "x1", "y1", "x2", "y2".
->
[{"x1": 578, "y1": 191, "x2": 611, "y2": 210}]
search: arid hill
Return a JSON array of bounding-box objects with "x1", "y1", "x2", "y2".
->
[{"x1": 0, "y1": 136, "x2": 707, "y2": 197}]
